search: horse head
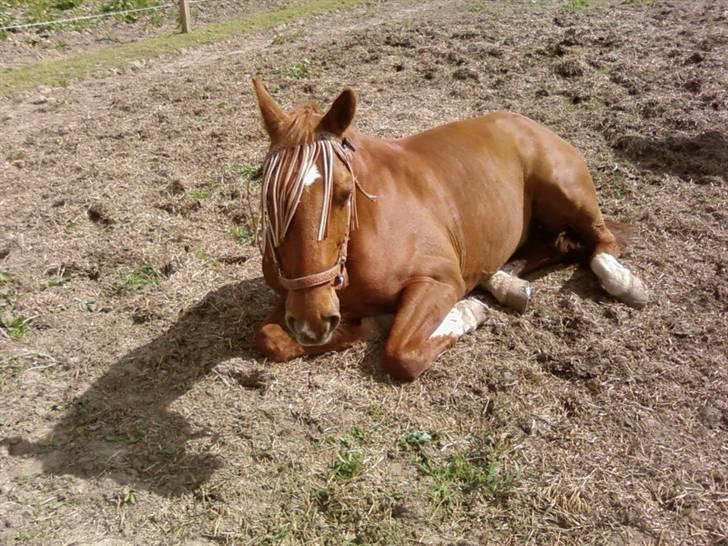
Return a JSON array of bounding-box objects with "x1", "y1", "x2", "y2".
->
[{"x1": 252, "y1": 77, "x2": 360, "y2": 346}]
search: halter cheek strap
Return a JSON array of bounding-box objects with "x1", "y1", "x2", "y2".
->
[{"x1": 275, "y1": 236, "x2": 350, "y2": 291}]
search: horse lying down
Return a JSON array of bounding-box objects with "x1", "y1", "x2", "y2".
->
[{"x1": 251, "y1": 77, "x2": 648, "y2": 381}]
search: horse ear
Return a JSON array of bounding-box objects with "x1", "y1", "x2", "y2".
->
[
  {"x1": 318, "y1": 88, "x2": 356, "y2": 137},
  {"x1": 252, "y1": 76, "x2": 288, "y2": 140}
]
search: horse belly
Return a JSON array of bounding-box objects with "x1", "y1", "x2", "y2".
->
[{"x1": 460, "y1": 167, "x2": 530, "y2": 287}]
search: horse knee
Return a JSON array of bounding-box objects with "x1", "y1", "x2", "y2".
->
[{"x1": 381, "y1": 346, "x2": 430, "y2": 382}]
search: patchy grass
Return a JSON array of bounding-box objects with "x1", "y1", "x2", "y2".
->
[
  {"x1": 281, "y1": 58, "x2": 313, "y2": 79},
  {"x1": 398, "y1": 429, "x2": 436, "y2": 447},
  {"x1": 271, "y1": 30, "x2": 304, "y2": 45},
  {"x1": 1, "y1": 314, "x2": 33, "y2": 340},
  {"x1": 44, "y1": 266, "x2": 73, "y2": 288},
  {"x1": 0, "y1": 355, "x2": 24, "y2": 390},
  {"x1": 0, "y1": 0, "x2": 368, "y2": 96},
  {"x1": 227, "y1": 162, "x2": 261, "y2": 181},
  {"x1": 6, "y1": 148, "x2": 26, "y2": 161},
  {"x1": 120, "y1": 265, "x2": 163, "y2": 292},
  {"x1": 404, "y1": 434, "x2": 520, "y2": 511},
  {"x1": 230, "y1": 226, "x2": 254, "y2": 246},
  {"x1": 565, "y1": 0, "x2": 591, "y2": 8},
  {"x1": 187, "y1": 188, "x2": 212, "y2": 200},
  {"x1": 75, "y1": 298, "x2": 98, "y2": 312},
  {"x1": 329, "y1": 448, "x2": 364, "y2": 480},
  {"x1": 0, "y1": 271, "x2": 14, "y2": 287}
]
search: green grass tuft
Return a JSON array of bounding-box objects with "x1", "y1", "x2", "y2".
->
[
  {"x1": 411, "y1": 434, "x2": 520, "y2": 508},
  {"x1": 230, "y1": 226, "x2": 253, "y2": 246},
  {"x1": 281, "y1": 58, "x2": 313, "y2": 79},
  {"x1": 330, "y1": 448, "x2": 363, "y2": 480},
  {"x1": 2, "y1": 314, "x2": 33, "y2": 340},
  {"x1": 398, "y1": 430, "x2": 435, "y2": 447},
  {"x1": 227, "y1": 162, "x2": 261, "y2": 180},
  {"x1": 121, "y1": 265, "x2": 163, "y2": 292},
  {"x1": 187, "y1": 188, "x2": 212, "y2": 200}
]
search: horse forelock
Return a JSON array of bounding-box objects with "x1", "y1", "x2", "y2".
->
[
  {"x1": 260, "y1": 138, "x2": 356, "y2": 256},
  {"x1": 273, "y1": 102, "x2": 324, "y2": 146}
]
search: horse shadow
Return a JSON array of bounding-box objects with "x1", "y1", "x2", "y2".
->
[
  {"x1": 3, "y1": 277, "x2": 274, "y2": 497},
  {"x1": 611, "y1": 130, "x2": 727, "y2": 181}
]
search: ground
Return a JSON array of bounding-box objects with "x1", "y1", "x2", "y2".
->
[{"x1": 1, "y1": 0, "x2": 727, "y2": 544}]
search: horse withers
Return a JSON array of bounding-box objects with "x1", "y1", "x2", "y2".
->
[{"x1": 251, "y1": 77, "x2": 648, "y2": 381}]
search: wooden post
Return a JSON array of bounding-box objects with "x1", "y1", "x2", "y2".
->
[{"x1": 178, "y1": 0, "x2": 191, "y2": 33}]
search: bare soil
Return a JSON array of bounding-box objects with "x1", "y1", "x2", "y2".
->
[{"x1": 1, "y1": 0, "x2": 727, "y2": 544}]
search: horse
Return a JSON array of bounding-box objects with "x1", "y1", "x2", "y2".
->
[{"x1": 250, "y1": 77, "x2": 648, "y2": 381}]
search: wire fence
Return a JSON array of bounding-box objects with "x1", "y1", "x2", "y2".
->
[{"x1": 0, "y1": 1, "x2": 203, "y2": 33}]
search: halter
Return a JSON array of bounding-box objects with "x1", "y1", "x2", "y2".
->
[{"x1": 259, "y1": 137, "x2": 373, "y2": 291}]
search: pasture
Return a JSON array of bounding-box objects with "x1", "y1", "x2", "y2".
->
[{"x1": 1, "y1": 0, "x2": 726, "y2": 544}]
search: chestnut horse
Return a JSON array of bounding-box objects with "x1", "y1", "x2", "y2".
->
[{"x1": 251, "y1": 77, "x2": 648, "y2": 381}]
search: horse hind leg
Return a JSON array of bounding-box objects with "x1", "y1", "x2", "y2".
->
[
  {"x1": 580, "y1": 220, "x2": 649, "y2": 308},
  {"x1": 480, "y1": 271, "x2": 532, "y2": 313},
  {"x1": 480, "y1": 227, "x2": 587, "y2": 313}
]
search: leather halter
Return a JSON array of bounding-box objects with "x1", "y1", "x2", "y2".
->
[
  {"x1": 262, "y1": 137, "x2": 364, "y2": 292},
  {"x1": 270, "y1": 206, "x2": 352, "y2": 292},
  {"x1": 275, "y1": 236, "x2": 349, "y2": 291}
]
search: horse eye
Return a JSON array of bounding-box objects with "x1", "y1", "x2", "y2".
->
[{"x1": 334, "y1": 188, "x2": 352, "y2": 206}]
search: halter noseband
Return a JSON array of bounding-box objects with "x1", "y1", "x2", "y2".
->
[
  {"x1": 260, "y1": 137, "x2": 369, "y2": 292},
  {"x1": 275, "y1": 237, "x2": 349, "y2": 291}
]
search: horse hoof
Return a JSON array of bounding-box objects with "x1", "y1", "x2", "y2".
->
[
  {"x1": 591, "y1": 253, "x2": 649, "y2": 309},
  {"x1": 504, "y1": 283, "x2": 531, "y2": 314},
  {"x1": 619, "y1": 276, "x2": 649, "y2": 308}
]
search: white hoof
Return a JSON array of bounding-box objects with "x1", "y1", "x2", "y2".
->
[
  {"x1": 590, "y1": 253, "x2": 649, "y2": 308},
  {"x1": 429, "y1": 298, "x2": 488, "y2": 339},
  {"x1": 481, "y1": 271, "x2": 532, "y2": 313}
]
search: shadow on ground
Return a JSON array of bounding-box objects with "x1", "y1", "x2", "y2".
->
[
  {"x1": 612, "y1": 130, "x2": 727, "y2": 182},
  {"x1": 3, "y1": 277, "x2": 273, "y2": 497}
]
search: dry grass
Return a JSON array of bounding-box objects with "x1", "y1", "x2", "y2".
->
[{"x1": 1, "y1": 0, "x2": 727, "y2": 544}]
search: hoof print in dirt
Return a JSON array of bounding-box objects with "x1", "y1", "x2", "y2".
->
[
  {"x1": 166, "y1": 179, "x2": 186, "y2": 196},
  {"x1": 87, "y1": 203, "x2": 114, "y2": 226},
  {"x1": 231, "y1": 367, "x2": 273, "y2": 392},
  {"x1": 217, "y1": 255, "x2": 248, "y2": 265},
  {"x1": 452, "y1": 67, "x2": 479, "y2": 82},
  {"x1": 554, "y1": 59, "x2": 584, "y2": 78},
  {"x1": 131, "y1": 307, "x2": 161, "y2": 324}
]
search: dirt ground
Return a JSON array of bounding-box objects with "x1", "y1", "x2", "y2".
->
[{"x1": 1, "y1": 0, "x2": 727, "y2": 544}]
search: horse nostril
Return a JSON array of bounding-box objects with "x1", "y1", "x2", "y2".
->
[{"x1": 324, "y1": 313, "x2": 341, "y2": 334}]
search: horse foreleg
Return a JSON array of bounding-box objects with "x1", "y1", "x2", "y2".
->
[
  {"x1": 381, "y1": 280, "x2": 488, "y2": 381},
  {"x1": 480, "y1": 270, "x2": 532, "y2": 313},
  {"x1": 256, "y1": 301, "x2": 375, "y2": 362}
]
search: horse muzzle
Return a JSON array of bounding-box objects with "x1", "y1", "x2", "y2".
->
[
  {"x1": 285, "y1": 287, "x2": 341, "y2": 346},
  {"x1": 285, "y1": 312, "x2": 341, "y2": 346}
]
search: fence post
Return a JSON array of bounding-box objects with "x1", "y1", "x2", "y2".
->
[{"x1": 178, "y1": 0, "x2": 191, "y2": 33}]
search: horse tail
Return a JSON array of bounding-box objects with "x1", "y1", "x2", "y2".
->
[{"x1": 603, "y1": 217, "x2": 635, "y2": 252}]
